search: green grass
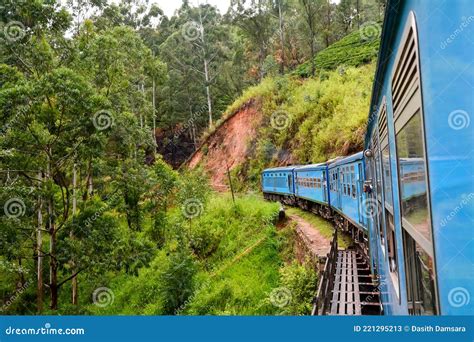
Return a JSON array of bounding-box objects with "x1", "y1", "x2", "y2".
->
[
  {"x1": 84, "y1": 193, "x2": 287, "y2": 315},
  {"x1": 182, "y1": 236, "x2": 281, "y2": 315},
  {"x1": 286, "y1": 207, "x2": 351, "y2": 249}
]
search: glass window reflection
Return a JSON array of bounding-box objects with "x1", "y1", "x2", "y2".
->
[{"x1": 396, "y1": 112, "x2": 431, "y2": 242}]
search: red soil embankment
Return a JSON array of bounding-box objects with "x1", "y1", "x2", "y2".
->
[{"x1": 187, "y1": 100, "x2": 263, "y2": 191}]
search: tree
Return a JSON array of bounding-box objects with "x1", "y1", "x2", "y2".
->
[
  {"x1": 230, "y1": 0, "x2": 276, "y2": 80},
  {"x1": 298, "y1": 0, "x2": 319, "y2": 75}
]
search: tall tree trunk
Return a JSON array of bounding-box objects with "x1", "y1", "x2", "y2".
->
[
  {"x1": 37, "y1": 172, "x2": 43, "y2": 313},
  {"x1": 47, "y1": 153, "x2": 58, "y2": 310},
  {"x1": 87, "y1": 160, "x2": 93, "y2": 198},
  {"x1": 203, "y1": 58, "x2": 212, "y2": 128},
  {"x1": 152, "y1": 73, "x2": 156, "y2": 145},
  {"x1": 198, "y1": 9, "x2": 213, "y2": 128},
  {"x1": 310, "y1": 33, "x2": 316, "y2": 76},
  {"x1": 189, "y1": 105, "x2": 197, "y2": 149},
  {"x1": 356, "y1": 0, "x2": 360, "y2": 28},
  {"x1": 326, "y1": 0, "x2": 331, "y2": 47},
  {"x1": 71, "y1": 162, "x2": 78, "y2": 305},
  {"x1": 278, "y1": 0, "x2": 285, "y2": 74},
  {"x1": 140, "y1": 83, "x2": 145, "y2": 129}
]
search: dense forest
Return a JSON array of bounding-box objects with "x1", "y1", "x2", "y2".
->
[{"x1": 0, "y1": 0, "x2": 384, "y2": 315}]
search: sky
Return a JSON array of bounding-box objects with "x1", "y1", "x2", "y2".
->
[
  {"x1": 139, "y1": 0, "x2": 340, "y2": 18},
  {"x1": 156, "y1": 0, "x2": 231, "y2": 17},
  {"x1": 62, "y1": 0, "x2": 341, "y2": 22},
  {"x1": 111, "y1": 0, "x2": 341, "y2": 17}
]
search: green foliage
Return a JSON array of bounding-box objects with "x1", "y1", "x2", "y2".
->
[
  {"x1": 87, "y1": 194, "x2": 284, "y2": 315},
  {"x1": 159, "y1": 245, "x2": 197, "y2": 314},
  {"x1": 184, "y1": 237, "x2": 281, "y2": 315},
  {"x1": 295, "y1": 26, "x2": 381, "y2": 77},
  {"x1": 277, "y1": 261, "x2": 318, "y2": 315}
]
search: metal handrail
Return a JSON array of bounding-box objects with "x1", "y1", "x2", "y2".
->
[{"x1": 311, "y1": 229, "x2": 338, "y2": 315}]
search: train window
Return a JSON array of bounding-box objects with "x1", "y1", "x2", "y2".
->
[
  {"x1": 403, "y1": 230, "x2": 437, "y2": 315},
  {"x1": 396, "y1": 112, "x2": 430, "y2": 243},
  {"x1": 382, "y1": 145, "x2": 393, "y2": 208},
  {"x1": 352, "y1": 173, "x2": 356, "y2": 199},
  {"x1": 347, "y1": 171, "x2": 350, "y2": 197},
  {"x1": 348, "y1": 169, "x2": 352, "y2": 197}
]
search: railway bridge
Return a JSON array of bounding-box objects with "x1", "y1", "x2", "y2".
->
[{"x1": 311, "y1": 230, "x2": 382, "y2": 316}]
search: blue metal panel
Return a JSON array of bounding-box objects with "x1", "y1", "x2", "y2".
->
[{"x1": 414, "y1": 0, "x2": 474, "y2": 316}]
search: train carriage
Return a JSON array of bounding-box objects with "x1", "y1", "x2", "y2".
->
[
  {"x1": 293, "y1": 163, "x2": 331, "y2": 218},
  {"x1": 327, "y1": 152, "x2": 367, "y2": 231},
  {"x1": 261, "y1": 166, "x2": 297, "y2": 205},
  {"x1": 327, "y1": 152, "x2": 369, "y2": 252}
]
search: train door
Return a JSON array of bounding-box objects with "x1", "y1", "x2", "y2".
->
[
  {"x1": 322, "y1": 170, "x2": 327, "y2": 202},
  {"x1": 366, "y1": 131, "x2": 385, "y2": 274},
  {"x1": 357, "y1": 162, "x2": 364, "y2": 225},
  {"x1": 374, "y1": 123, "x2": 388, "y2": 280},
  {"x1": 379, "y1": 101, "x2": 400, "y2": 299},
  {"x1": 287, "y1": 173, "x2": 293, "y2": 193},
  {"x1": 336, "y1": 167, "x2": 342, "y2": 209}
]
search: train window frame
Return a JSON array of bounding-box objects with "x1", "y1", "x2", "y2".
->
[
  {"x1": 351, "y1": 166, "x2": 357, "y2": 199},
  {"x1": 390, "y1": 11, "x2": 438, "y2": 313},
  {"x1": 392, "y1": 12, "x2": 434, "y2": 256}
]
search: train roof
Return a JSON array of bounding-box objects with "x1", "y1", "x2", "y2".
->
[
  {"x1": 328, "y1": 151, "x2": 364, "y2": 168},
  {"x1": 294, "y1": 162, "x2": 327, "y2": 171},
  {"x1": 262, "y1": 165, "x2": 300, "y2": 173}
]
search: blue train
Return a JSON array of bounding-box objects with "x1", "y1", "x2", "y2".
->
[{"x1": 262, "y1": 0, "x2": 473, "y2": 316}]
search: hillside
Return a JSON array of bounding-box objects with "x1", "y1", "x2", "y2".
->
[
  {"x1": 187, "y1": 28, "x2": 379, "y2": 191},
  {"x1": 295, "y1": 26, "x2": 381, "y2": 77}
]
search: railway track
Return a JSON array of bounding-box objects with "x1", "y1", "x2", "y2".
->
[
  {"x1": 330, "y1": 249, "x2": 381, "y2": 315},
  {"x1": 312, "y1": 231, "x2": 381, "y2": 316}
]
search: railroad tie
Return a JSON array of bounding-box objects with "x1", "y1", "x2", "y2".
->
[{"x1": 330, "y1": 250, "x2": 362, "y2": 315}]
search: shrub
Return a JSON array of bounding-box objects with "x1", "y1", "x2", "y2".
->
[{"x1": 277, "y1": 261, "x2": 318, "y2": 315}]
